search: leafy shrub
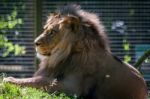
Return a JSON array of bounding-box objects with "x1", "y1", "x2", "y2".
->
[{"x1": 0, "y1": 3, "x2": 25, "y2": 57}]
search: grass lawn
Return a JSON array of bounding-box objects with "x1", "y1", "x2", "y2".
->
[
  {"x1": 0, "y1": 81, "x2": 77, "y2": 99},
  {"x1": 0, "y1": 79, "x2": 149, "y2": 99}
]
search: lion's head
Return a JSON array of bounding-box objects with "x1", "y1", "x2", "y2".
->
[
  {"x1": 35, "y1": 14, "x2": 79, "y2": 55},
  {"x1": 34, "y1": 5, "x2": 110, "y2": 67}
]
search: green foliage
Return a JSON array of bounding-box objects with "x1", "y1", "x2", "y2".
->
[
  {"x1": 0, "y1": 80, "x2": 149, "y2": 99},
  {"x1": 0, "y1": 75, "x2": 77, "y2": 99},
  {"x1": 124, "y1": 55, "x2": 131, "y2": 63},
  {"x1": 123, "y1": 40, "x2": 130, "y2": 51},
  {"x1": 0, "y1": 5, "x2": 25, "y2": 57},
  {"x1": 0, "y1": 82, "x2": 77, "y2": 99},
  {"x1": 123, "y1": 38, "x2": 131, "y2": 63}
]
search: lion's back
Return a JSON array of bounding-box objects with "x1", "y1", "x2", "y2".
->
[{"x1": 93, "y1": 60, "x2": 147, "y2": 99}]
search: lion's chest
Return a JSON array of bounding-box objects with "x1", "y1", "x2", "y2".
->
[{"x1": 61, "y1": 74, "x2": 81, "y2": 96}]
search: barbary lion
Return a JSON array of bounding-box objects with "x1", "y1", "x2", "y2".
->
[{"x1": 4, "y1": 5, "x2": 147, "y2": 99}]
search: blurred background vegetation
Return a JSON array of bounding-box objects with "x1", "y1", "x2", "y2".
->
[
  {"x1": 0, "y1": 3, "x2": 25, "y2": 57},
  {"x1": 0, "y1": 0, "x2": 35, "y2": 78}
]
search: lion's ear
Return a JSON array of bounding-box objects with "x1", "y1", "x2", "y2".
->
[{"x1": 60, "y1": 16, "x2": 80, "y2": 32}]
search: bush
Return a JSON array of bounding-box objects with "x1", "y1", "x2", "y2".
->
[{"x1": 0, "y1": 2, "x2": 25, "y2": 57}]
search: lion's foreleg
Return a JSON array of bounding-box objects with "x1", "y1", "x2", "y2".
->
[{"x1": 3, "y1": 76, "x2": 53, "y2": 88}]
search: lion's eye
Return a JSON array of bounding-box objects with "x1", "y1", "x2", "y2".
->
[
  {"x1": 52, "y1": 29, "x2": 57, "y2": 34},
  {"x1": 50, "y1": 31, "x2": 54, "y2": 36},
  {"x1": 49, "y1": 29, "x2": 57, "y2": 37}
]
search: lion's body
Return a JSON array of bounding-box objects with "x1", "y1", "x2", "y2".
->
[
  {"x1": 4, "y1": 5, "x2": 147, "y2": 99},
  {"x1": 44, "y1": 48, "x2": 147, "y2": 99}
]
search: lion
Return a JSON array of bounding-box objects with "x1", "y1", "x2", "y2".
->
[{"x1": 4, "y1": 5, "x2": 147, "y2": 99}]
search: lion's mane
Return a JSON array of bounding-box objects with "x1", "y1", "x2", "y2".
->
[{"x1": 39, "y1": 5, "x2": 111, "y2": 71}]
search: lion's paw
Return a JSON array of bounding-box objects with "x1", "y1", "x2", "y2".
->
[{"x1": 3, "y1": 77, "x2": 17, "y2": 83}]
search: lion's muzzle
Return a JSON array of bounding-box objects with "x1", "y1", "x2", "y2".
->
[{"x1": 34, "y1": 34, "x2": 44, "y2": 46}]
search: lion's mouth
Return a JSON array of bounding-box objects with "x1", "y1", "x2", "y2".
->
[
  {"x1": 35, "y1": 47, "x2": 51, "y2": 56},
  {"x1": 38, "y1": 51, "x2": 51, "y2": 56},
  {"x1": 41, "y1": 53, "x2": 51, "y2": 56}
]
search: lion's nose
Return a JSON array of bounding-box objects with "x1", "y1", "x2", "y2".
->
[
  {"x1": 34, "y1": 39, "x2": 42, "y2": 46},
  {"x1": 35, "y1": 42, "x2": 41, "y2": 46},
  {"x1": 34, "y1": 34, "x2": 44, "y2": 46}
]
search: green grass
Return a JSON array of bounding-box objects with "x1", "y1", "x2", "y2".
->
[
  {"x1": 0, "y1": 79, "x2": 149, "y2": 99},
  {"x1": 0, "y1": 81, "x2": 77, "y2": 99}
]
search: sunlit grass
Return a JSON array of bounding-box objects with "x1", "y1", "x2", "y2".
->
[
  {"x1": 0, "y1": 76, "x2": 149, "y2": 99},
  {"x1": 0, "y1": 77, "x2": 76, "y2": 99}
]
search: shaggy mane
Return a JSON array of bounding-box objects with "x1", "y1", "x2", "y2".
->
[{"x1": 56, "y1": 5, "x2": 110, "y2": 52}]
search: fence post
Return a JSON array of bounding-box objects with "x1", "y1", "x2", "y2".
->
[{"x1": 34, "y1": 0, "x2": 42, "y2": 69}]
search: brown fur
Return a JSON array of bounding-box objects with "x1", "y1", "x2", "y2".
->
[{"x1": 4, "y1": 5, "x2": 147, "y2": 99}]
